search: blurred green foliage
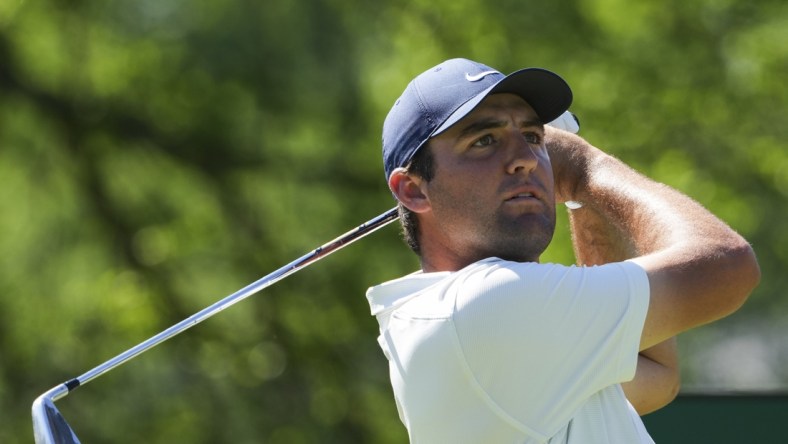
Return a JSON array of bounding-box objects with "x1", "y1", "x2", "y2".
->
[{"x1": 1, "y1": 0, "x2": 786, "y2": 442}]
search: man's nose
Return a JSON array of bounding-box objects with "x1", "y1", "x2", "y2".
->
[{"x1": 505, "y1": 134, "x2": 539, "y2": 175}]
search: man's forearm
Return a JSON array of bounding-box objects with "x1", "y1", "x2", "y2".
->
[
  {"x1": 622, "y1": 339, "x2": 680, "y2": 415},
  {"x1": 566, "y1": 194, "x2": 634, "y2": 266}
]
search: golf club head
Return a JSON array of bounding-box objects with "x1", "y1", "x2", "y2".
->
[{"x1": 32, "y1": 386, "x2": 81, "y2": 444}]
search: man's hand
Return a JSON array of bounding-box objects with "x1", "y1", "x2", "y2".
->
[{"x1": 544, "y1": 125, "x2": 594, "y2": 205}]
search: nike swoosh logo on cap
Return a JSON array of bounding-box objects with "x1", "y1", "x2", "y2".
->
[{"x1": 465, "y1": 70, "x2": 499, "y2": 82}]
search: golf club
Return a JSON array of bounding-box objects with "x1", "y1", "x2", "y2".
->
[{"x1": 32, "y1": 207, "x2": 399, "y2": 444}]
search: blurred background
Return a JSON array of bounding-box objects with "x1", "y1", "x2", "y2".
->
[{"x1": 1, "y1": 0, "x2": 786, "y2": 442}]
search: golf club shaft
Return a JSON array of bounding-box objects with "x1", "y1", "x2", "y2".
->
[{"x1": 48, "y1": 207, "x2": 399, "y2": 402}]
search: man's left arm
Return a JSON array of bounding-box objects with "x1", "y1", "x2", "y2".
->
[{"x1": 546, "y1": 126, "x2": 680, "y2": 414}]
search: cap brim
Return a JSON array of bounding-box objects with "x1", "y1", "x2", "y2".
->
[{"x1": 434, "y1": 68, "x2": 572, "y2": 136}]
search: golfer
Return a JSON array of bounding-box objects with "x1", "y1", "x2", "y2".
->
[{"x1": 366, "y1": 58, "x2": 760, "y2": 443}]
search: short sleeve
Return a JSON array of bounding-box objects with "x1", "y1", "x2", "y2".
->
[{"x1": 452, "y1": 260, "x2": 649, "y2": 436}]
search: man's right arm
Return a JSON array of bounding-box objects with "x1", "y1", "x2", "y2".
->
[{"x1": 546, "y1": 128, "x2": 761, "y2": 351}]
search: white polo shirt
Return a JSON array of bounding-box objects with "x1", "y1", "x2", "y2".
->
[{"x1": 366, "y1": 258, "x2": 653, "y2": 443}]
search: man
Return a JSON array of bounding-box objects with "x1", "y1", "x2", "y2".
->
[{"x1": 366, "y1": 58, "x2": 760, "y2": 443}]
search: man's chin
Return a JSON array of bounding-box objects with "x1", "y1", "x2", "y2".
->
[
  {"x1": 487, "y1": 236, "x2": 553, "y2": 263},
  {"x1": 492, "y1": 223, "x2": 555, "y2": 262}
]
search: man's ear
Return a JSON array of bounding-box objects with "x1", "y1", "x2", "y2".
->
[{"x1": 388, "y1": 168, "x2": 430, "y2": 213}]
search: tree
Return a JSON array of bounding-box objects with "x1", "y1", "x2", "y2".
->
[{"x1": 1, "y1": 0, "x2": 785, "y2": 442}]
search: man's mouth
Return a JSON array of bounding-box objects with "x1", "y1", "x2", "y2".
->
[
  {"x1": 511, "y1": 192, "x2": 534, "y2": 199},
  {"x1": 506, "y1": 192, "x2": 537, "y2": 201}
]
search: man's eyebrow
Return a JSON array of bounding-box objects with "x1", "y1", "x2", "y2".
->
[
  {"x1": 455, "y1": 118, "x2": 507, "y2": 140},
  {"x1": 520, "y1": 119, "x2": 545, "y2": 130},
  {"x1": 455, "y1": 117, "x2": 544, "y2": 140}
]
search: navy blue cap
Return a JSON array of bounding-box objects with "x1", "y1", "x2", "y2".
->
[{"x1": 382, "y1": 58, "x2": 573, "y2": 180}]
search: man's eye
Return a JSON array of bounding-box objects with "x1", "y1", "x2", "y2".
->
[
  {"x1": 524, "y1": 132, "x2": 542, "y2": 144},
  {"x1": 472, "y1": 134, "x2": 496, "y2": 147}
]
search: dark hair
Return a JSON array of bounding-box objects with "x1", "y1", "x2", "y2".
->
[{"x1": 399, "y1": 144, "x2": 435, "y2": 255}]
